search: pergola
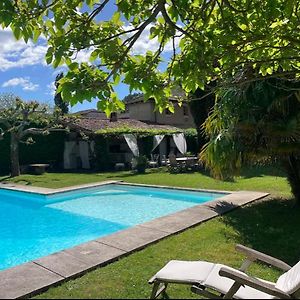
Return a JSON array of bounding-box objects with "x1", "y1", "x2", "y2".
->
[{"x1": 63, "y1": 117, "x2": 191, "y2": 170}]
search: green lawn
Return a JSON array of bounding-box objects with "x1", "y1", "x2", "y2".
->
[
  {"x1": 0, "y1": 165, "x2": 291, "y2": 197},
  {"x1": 0, "y1": 166, "x2": 298, "y2": 299}
]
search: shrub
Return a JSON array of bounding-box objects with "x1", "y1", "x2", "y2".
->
[{"x1": 134, "y1": 155, "x2": 148, "y2": 174}]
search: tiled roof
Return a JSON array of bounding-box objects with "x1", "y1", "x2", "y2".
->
[
  {"x1": 67, "y1": 117, "x2": 181, "y2": 133},
  {"x1": 72, "y1": 109, "x2": 107, "y2": 119}
]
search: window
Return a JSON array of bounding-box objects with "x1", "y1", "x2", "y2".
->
[{"x1": 183, "y1": 105, "x2": 189, "y2": 116}]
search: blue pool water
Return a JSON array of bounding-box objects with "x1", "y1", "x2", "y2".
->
[{"x1": 0, "y1": 184, "x2": 226, "y2": 270}]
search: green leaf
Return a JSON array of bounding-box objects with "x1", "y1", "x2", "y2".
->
[
  {"x1": 12, "y1": 26, "x2": 21, "y2": 40},
  {"x1": 157, "y1": 16, "x2": 165, "y2": 24},
  {"x1": 89, "y1": 50, "x2": 98, "y2": 62},
  {"x1": 112, "y1": 11, "x2": 121, "y2": 23},
  {"x1": 167, "y1": 104, "x2": 175, "y2": 113},
  {"x1": 33, "y1": 28, "x2": 41, "y2": 42},
  {"x1": 53, "y1": 55, "x2": 62, "y2": 68},
  {"x1": 68, "y1": 62, "x2": 78, "y2": 71},
  {"x1": 113, "y1": 73, "x2": 121, "y2": 85},
  {"x1": 270, "y1": 21, "x2": 280, "y2": 28},
  {"x1": 239, "y1": 24, "x2": 248, "y2": 31},
  {"x1": 55, "y1": 17, "x2": 65, "y2": 29},
  {"x1": 266, "y1": 67, "x2": 273, "y2": 75},
  {"x1": 45, "y1": 47, "x2": 54, "y2": 65}
]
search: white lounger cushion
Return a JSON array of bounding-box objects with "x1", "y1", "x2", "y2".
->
[
  {"x1": 153, "y1": 260, "x2": 276, "y2": 299},
  {"x1": 204, "y1": 264, "x2": 275, "y2": 299},
  {"x1": 275, "y1": 260, "x2": 300, "y2": 294},
  {"x1": 153, "y1": 260, "x2": 215, "y2": 284}
]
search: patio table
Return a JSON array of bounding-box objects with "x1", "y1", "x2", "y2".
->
[
  {"x1": 29, "y1": 164, "x2": 49, "y2": 175},
  {"x1": 176, "y1": 157, "x2": 198, "y2": 169},
  {"x1": 176, "y1": 157, "x2": 198, "y2": 162}
]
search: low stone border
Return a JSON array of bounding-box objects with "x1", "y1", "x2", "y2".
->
[
  {"x1": 0, "y1": 180, "x2": 120, "y2": 195},
  {"x1": 0, "y1": 182, "x2": 269, "y2": 299}
]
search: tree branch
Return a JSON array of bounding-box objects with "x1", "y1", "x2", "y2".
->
[
  {"x1": 75, "y1": 27, "x2": 140, "y2": 51},
  {"x1": 87, "y1": 0, "x2": 111, "y2": 22},
  {"x1": 160, "y1": 2, "x2": 198, "y2": 43},
  {"x1": 104, "y1": 1, "x2": 163, "y2": 82},
  {"x1": 21, "y1": 127, "x2": 65, "y2": 139},
  {"x1": 167, "y1": 35, "x2": 177, "y2": 84}
]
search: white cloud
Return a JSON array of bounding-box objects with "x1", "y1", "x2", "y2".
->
[
  {"x1": 72, "y1": 49, "x2": 93, "y2": 64},
  {"x1": 47, "y1": 81, "x2": 56, "y2": 96},
  {"x1": 0, "y1": 23, "x2": 180, "y2": 74},
  {"x1": 52, "y1": 67, "x2": 67, "y2": 77},
  {"x1": 0, "y1": 28, "x2": 47, "y2": 71},
  {"x1": 2, "y1": 77, "x2": 39, "y2": 91},
  {"x1": 123, "y1": 24, "x2": 181, "y2": 55}
]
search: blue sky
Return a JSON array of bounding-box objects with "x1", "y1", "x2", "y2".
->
[{"x1": 0, "y1": 2, "x2": 177, "y2": 112}]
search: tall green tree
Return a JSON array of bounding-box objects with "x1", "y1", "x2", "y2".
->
[
  {"x1": 0, "y1": 94, "x2": 64, "y2": 177},
  {"x1": 189, "y1": 85, "x2": 215, "y2": 149},
  {"x1": 201, "y1": 76, "x2": 300, "y2": 202},
  {"x1": 54, "y1": 72, "x2": 69, "y2": 114},
  {"x1": 2, "y1": 0, "x2": 300, "y2": 113}
]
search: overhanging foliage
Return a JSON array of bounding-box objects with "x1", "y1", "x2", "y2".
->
[
  {"x1": 3, "y1": 0, "x2": 300, "y2": 115},
  {"x1": 182, "y1": 128, "x2": 197, "y2": 137},
  {"x1": 95, "y1": 126, "x2": 181, "y2": 137}
]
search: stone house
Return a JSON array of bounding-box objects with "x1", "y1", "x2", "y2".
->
[
  {"x1": 63, "y1": 93, "x2": 196, "y2": 170},
  {"x1": 121, "y1": 94, "x2": 195, "y2": 129}
]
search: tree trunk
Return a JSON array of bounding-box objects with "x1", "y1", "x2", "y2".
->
[
  {"x1": 284, "y1": 154, "x2": 300, "y2": 204},
  {"x1": 10, "y1": 133, "x2": 20, "y2": 177}
]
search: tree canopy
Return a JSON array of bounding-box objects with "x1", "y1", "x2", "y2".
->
[
  {"x1": 0, "y1": 94, "x2": 65, "y2": 176},
  {"x1": 2, "y1": 0, "x2": 300, "y2": 114}
]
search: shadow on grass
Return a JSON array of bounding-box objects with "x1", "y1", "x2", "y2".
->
[
  {"x1": 221, "y1": 197, "x2": 300, "y2": 265},
  {"x1": 240, "y1": 164, "x2": 286, "y2": 179},
  {"x1": 106, "y1": 165, "x2": 287, "y2": 181},
  {"x1": 0, "y1": 176, "x2": 11, "y2": 182},
  {"x1": 207, "y1": 201, "x2": 239, "y2": 215},
  {"x1": 104, "y1": 168, "x2": 167, "y2": 179},
  {"x1": 105, "y1": 167, "x2": 216, "y2": 179},
  {"x1": 0, "y1": 176, "x2": 33, "y2": 186}
]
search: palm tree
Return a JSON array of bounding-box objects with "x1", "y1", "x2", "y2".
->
[{"x1": 201, "y1": 76, "x2": 300, "y2": 203}]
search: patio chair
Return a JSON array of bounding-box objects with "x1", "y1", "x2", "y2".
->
[
  {"x1": 149, "y1": 154, "x2": 159, "y2": 168},
  {"x1": 184, "y1": 158, "x2": 196, "y2": 172},
  {"x1": 160, "y1": 155, "x2": 167, "y2": 166},
  {"x1": 168, "y1": 153, "x2": 183, "y2": 173},
  {"x1": 148, "y1": 244, "x2": 298, "y2": 299}
]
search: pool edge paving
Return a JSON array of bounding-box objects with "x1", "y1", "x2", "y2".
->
[
  {"x1": 0, "y1": 180, "x2": 121, "y2": 195},
  {"x1": 0, "y1": 182, "x2": 269, "y2": 299}
]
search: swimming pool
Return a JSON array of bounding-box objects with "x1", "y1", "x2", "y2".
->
[{"x1": 0, "y1": 183, "x2": 226, "y2": 270}]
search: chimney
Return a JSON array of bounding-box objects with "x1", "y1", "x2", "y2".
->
[{"x1": 110, "y1": 112, "x2": 118, "y2": 122}]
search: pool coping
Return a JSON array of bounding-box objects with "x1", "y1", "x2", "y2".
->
[
  {"x1": 0, "y1": 180, "x2": 121, "y2": 195},
  {"x1": 0, "y1": 181, "x2": 269, "y2": 299}
]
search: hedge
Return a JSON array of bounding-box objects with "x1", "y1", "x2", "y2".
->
[
  {"x1": 0, "y1": 132, "x2": 66, "y2": 175},
  {"x1": 93, "y1": 135, "x2": 111, "y2": 171},
  {"x1": 0, "y1": 127, "x2": 200, "y2": 175}
]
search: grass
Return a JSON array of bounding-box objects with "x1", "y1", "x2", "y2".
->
[
  {"x1": 0, "y1": 165, "x2": 298, "y2": 298},
  {"x1": 0, "y1": 165, "x2": 291, "y2": 197}
]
